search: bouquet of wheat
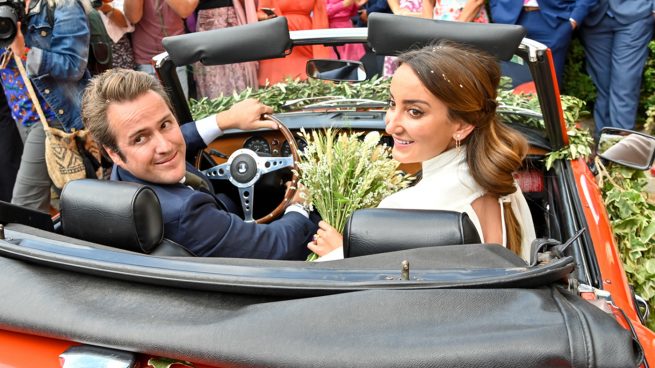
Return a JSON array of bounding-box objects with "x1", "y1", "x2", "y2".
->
[{"x1": 296, "y1": 129, "x2": 413, "y2": 260}]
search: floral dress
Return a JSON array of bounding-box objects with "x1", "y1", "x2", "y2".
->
[
  {"x1": 194, "y1": 0, "x2": 259, "y2": 98},
  {"x1": 0, "y1": 49, "x2": 56, "y2": 129},
  {"x1": 382, "y1": 0, "x2": 423, "y2": 77},
  {"x1": 432, "y1": 0, "x2": 488, "y2": 23}
]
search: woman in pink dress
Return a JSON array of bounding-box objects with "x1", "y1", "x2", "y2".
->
[
  {"x1": 326, "y1": 0, "x2": 365, "y2": 61},
  {"x1": 257, "y1": 0, "x2": 331, "y2": 86},
  {"x1": 382, "y1": 0, "x2": 425, "y2": 77}
]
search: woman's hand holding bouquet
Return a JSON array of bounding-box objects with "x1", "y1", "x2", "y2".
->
[{"x1": 296, "y1": 129, "x2": 412, "y2": 261}]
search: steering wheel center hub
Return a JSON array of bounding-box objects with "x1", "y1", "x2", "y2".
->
[{"x1": 230, "y1": 153, "x2": 258, "y2": 184}]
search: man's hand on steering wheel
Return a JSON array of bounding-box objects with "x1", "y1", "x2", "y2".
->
[
  {"x1": 216, "y1": 98, "x2": 276, "y2": 131},
  {"x1": 286, "y1": 181, "x2": 308, "y2": 207}
]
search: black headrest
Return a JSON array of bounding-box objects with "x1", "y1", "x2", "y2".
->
[
  {"x1": 60, "y1": 179, "x2": 163, "y2": 253},
  {"x1": 163, "y1": 16, "x2": 291, "y2": 66},
  {"x1": 367, "y1": 13, "x2": 526, "y2": 61},
  {"x1": 343, "y1": 208, "x2": 481, "y2": 257}
]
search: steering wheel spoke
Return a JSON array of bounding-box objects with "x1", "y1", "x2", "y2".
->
[
  {"x1": 258, "y1": 156, "x2": 294, "y2": 175},
  {"x1": 202, "y1": 162, "x2": 231, "y2": 180},
  {"x1": 238, "y1": 186, "x2": 256, "y2": 222}
]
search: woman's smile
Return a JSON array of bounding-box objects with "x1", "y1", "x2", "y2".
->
[{"x1": 392, "y1": 136, "x2": 414, "y2": 146}]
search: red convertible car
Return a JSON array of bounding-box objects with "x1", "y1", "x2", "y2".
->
[{"x1": 0, "y1": 13, "x2": 653, "y2": 367}]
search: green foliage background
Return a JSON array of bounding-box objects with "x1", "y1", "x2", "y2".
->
[
  {"x1": 190, "y1": 76, "x2": 391, "y2": 120},
  {"x1": 597, "y1": 161, "x2": 655, "y2": 331}
]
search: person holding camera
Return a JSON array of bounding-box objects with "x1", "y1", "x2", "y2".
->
[{"x1": 5, "y1": 0, "x2": 91, "y2": 213}]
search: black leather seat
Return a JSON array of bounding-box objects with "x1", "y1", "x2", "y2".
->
[
  {"x1": 343, "y1": 208, "x2": 481, "y2": 257},
  {"x1": 60, "y1": 179, "x2": 192, "y2": 256}
]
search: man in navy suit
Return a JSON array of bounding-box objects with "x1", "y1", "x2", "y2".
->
[
  {"x1": 489, "y1": 0, "x2": 597, "y2": 87},
  {"x1": 580, "y1": 0, "x2": 655, "y2": 133},
  {"x1": 82, "y1": 69, "x2": 316, "y2": 259}
]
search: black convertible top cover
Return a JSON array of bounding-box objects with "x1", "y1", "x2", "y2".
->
[
  {"x1": 368, "y1": 13, "x2": 526, "y2": 61},
  {"x1": 0, "y1": 254, "x2": 641, "y2": 367}
]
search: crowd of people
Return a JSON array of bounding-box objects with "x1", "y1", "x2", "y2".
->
[{"x1": 0, "y1": 0, "x2": 653, "y2": 262}]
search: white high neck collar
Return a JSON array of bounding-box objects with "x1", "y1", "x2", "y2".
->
[{"x1": 421, "y1": 147, "x2": 466, "y2": 176}]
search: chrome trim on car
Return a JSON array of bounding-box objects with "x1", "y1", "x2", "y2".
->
[
  {"x1": 152, "y1": 51, "x2": 168, "y2": 68},
  {"x1": 290, "y1": 28, "x2": 368, "y2": 46},
  {"x1": 635, "y1": 294, "x2": 650, "y2": 323},
  {"x1": 304, "y1": 98, "x2": 388, "y2": 109},
  {"x1": 59, "y1": 345, "x2": 137, "y2": 368},
  {"x1": 518, "y1": 39, "x2": 547, "y2": 62}
]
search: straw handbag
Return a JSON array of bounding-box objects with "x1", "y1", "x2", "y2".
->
[{"x1": 13, "y1": 52, "x2": 104, "y2": 189}]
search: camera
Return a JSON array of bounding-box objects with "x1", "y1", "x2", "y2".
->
[{"x1": 0, "y1": 0, "x2": 24, "y2": 48}]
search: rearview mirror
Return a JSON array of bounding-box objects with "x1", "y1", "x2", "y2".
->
[
  {"x1": 306, "y1": 59, "x2": 366, "y2": 82},
  {"x1": 597, "y1": 128, "x2": 655, "y2": 170}
]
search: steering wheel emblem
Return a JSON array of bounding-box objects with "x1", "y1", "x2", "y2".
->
[{"x1": 237, "y1": 162, "x2": 248, "y2": 174}]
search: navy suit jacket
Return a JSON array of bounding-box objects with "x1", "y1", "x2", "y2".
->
[
  {"x1": 110, "y1": 122, "x2": 316, "y2": 260},
  {"x1": 584, "y1": 0, "x2": 655, "y2": 26},
  {"x1": 490, "y1": 0, "x2": 597, "y2": 28}
]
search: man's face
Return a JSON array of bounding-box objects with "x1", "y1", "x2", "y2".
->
[{"x1": 105, "y1": 90, "x2": 187, "y2": 184}]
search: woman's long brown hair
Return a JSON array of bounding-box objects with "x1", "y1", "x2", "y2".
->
[{"x1": 397, "y1": 41, "x2": 528, "y2": 255}]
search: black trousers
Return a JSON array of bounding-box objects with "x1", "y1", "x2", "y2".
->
[{"x1": 0, "y1": 83, "x2": 22, "y2": 202}]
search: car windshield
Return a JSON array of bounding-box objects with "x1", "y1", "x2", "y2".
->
[{"x1": 499, "y1": 54, "x2": 544, "y2": 129}]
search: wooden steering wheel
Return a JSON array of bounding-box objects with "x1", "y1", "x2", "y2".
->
[{"x1": 199, "y1": 114, "x2": 300, "y2": 224}]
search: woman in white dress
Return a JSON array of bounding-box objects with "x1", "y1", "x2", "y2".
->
[{"x1": 310, "y1": 41, "x2": 536, "y2": 261}]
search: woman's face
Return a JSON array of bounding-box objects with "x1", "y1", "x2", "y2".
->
[{"x1": 385, "y1": 64, "x2": 468, "y2": 164}]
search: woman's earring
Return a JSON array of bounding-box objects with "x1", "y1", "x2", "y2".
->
[{"x1": 455, "y1": 134, "x2": 461, "y2": 150}]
